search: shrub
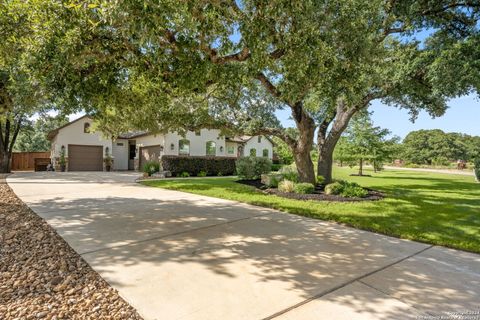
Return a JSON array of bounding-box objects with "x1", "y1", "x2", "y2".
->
[
  {"x1": 278, "y1": 180, "x2": 295, "y2": 193},
  {"x1": 179, "y1": 171, "x2": 190, "y2": 177},
  {"x1": 293, "y1": 183, "x2": 315, "y2": 194},
  {"x1": 316, "y1": 175, "x2": 325, "y2": 185},
  {"x1": 341, "y1": 184, "x2": 368, "y2": 198},
  {"x1": 197, "y1": 171, "x2": 207, "y2": 177},
  {"x1": 474, "y1": 158, "x2": 480, "y2": 182},
  {"x1": 261, "y1": 173, "x2": 284, "y2": 187},
  {"x1": 142, "y1": 161, "x2": 160, "y2": 176},
  {"x1": 278, "y1": 165, "x2": 299, "y2": 182},
  {"x1": 271, "y1": 164, "x2": 283, "y2": 171},
  {"x1": 324, "y1": 180, "x2": 368, "y2": 198},
  {"x1": 324, "y1": 182, "x2": 343, "y2": 195},
  {"x1": 236, "y1": 156, "x2": 272, "y2": 179},
  {"x1": 161, "y1": 156, "x2": 236, "y2": 177}
]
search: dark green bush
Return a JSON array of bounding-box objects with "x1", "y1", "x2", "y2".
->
[
  {"x1": 197, "y1": 171, "x2": 207, "y2": 177},
  {"x1": 341, "y1": 184, "x2": 368, "y2": 197},
  {"x1": 271, "y1": 164, "x2": 283, "y2": 171},
  {"x1": 161, "y1": 156, "x2": 236, "y2": 176},
  {"x1": 179, "y1": 171, "x2": 190, "y2": 177},
  {"x1": 236, "y1": 156, "x2": 272, "y2": 179},
  {"x1": 324, "y1": 180, "x2": 368, "y2": 198},
  {"x1": 293, "y1": 183, "x2": 315, "y2": 194},
  {"x1": 474, "y1": 158, "x2": 480, "y2": 182},
  {"x1": 142, "y1": 161, "x2": 160, "y2": 176}
]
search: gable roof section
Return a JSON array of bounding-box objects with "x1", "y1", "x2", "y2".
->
[{"x1": 47, "y1": 115, "x2": 91, "y2": 141}]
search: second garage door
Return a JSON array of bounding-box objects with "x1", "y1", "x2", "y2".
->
[{"x1": 68, "y1": 145, "x2": 103, "y2": 171}]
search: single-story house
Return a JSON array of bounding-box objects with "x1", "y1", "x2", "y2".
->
[{"x1": 47, "y1": 115, "x2": 274, "y2": 171}]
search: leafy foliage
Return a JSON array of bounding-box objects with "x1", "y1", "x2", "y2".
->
[
  {"x1": 14, "y1": 114, "x2": 69, "y2": 152},
  {"x1": 236, "y1": 156, "x2": 272, "y2": 180},
  {"x1": 334, "y1": 112, "x2": 400, "y2": 174},
  {"x1": 142, "y1": 161, "x2": 160, "y2": 176},
  {"x1": 325, "y1": 180, "x2": 368, "y2": 198},
  {"x1": 162, "y1": 156, "x2": 236, "y2": 177},
  {"x1": 293, "y1": 183, "x2": 316, "y2": 194},
  {"x1": 474, "y1": 158, "x2": 480, "y2": 182},
  {"x1": 278, "y1": 165, "x2": 299, "y2": 183},
  {"x1": 402, "y1": 129, "x2": 480, "y2": 165}
]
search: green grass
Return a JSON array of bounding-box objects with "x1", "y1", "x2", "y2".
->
[{"x1": 141, "y1": 167, "x2": 480, "y2": 253}]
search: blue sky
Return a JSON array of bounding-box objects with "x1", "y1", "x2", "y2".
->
[{"x1": 275, "y1": 94, "x2": 480, "y2": 139}]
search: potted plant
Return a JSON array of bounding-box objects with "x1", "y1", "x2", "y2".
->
[
  {"x1": 104, "y1": 154, "x2": 113, "y2": 172},
  {"x1": 59, "y1": 148, "x2": 66, "y2": 172}
]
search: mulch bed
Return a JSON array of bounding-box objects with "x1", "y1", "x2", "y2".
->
[
  {"x1": 0, "y1": 176, "x2": 143, "y2": 320},
  {"x1": 236, "y1": 179, "x2": 384, "y2": 202}
]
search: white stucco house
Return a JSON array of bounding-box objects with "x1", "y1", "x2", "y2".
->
[{"x1": 48, "y1": 116, "x2": 274, "y2": 171}]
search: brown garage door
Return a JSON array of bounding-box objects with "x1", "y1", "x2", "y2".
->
[
  {"x1": 139, "y1": 145, "x2": 161, "y2": 169},
  {"x1": 68, "y1": 145, "x2": 103, "y2": 171}
]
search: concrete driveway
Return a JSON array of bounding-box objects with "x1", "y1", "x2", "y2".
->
[{"x1": 7, "y1": 172, "x2": 480, "y2": 320}]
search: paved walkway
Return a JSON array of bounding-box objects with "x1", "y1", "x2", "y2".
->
[{"x1": 7, "y1": 172, "x2": 480, "y2": 320}]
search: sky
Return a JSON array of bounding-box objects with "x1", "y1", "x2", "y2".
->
[{"x1": 274, "y1": 93, "x2": 480, "y2": 140}]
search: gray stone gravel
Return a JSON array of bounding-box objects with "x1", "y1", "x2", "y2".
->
[{"x1": 0, "y1": 176, "x2": 143, "y2": 320}]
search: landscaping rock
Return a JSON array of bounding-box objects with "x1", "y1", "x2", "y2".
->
[{"x1": 0, "y1": 181, "x2": 143, "y2": 319}]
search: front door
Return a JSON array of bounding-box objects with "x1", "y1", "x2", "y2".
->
[{"x1": 128, "y1": 142, "x2": 136, "y2": 170}]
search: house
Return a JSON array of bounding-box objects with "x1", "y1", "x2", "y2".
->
[{"x1": 48, "y1": 116, "x2": 274, "y2": 171}]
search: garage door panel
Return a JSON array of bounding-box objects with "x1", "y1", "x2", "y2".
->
[{"x1": 68, "y1": 145, "x2": 103, "y2": 171}]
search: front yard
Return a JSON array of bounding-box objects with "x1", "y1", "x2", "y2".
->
[{"x1": 142, "y1": 167, "x2": 480, "y2": 253}]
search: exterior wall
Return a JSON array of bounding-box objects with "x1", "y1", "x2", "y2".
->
[
  {"x1": 112, "y1": 139, "x2": 129, "y2": 170},
  {"x1": 50, "y1": 117, "x2": 113, "y2": 170},
  {"x1": 244, "y1": 136, "x2": 273, "y2": 159},
  {"x1": 164, "y1": 129, "x2": 226, "y2": 157}
]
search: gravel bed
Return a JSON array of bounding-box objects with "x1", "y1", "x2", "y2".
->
[{"x1": 0, "y1": 176, "x2": 143, "y2": 320}]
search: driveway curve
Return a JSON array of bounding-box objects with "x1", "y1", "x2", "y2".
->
[{"x1": 7, "y1": 172, "x2": 480, "y2": 320}]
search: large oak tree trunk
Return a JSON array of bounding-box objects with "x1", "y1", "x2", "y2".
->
[
  {"x1": 290, "y1": 102, "x2": 316, "y2": 184},
  {"x1": 317, "y1": 101, "x2": 357, "y2": 183},
  {"x1": 317, "y1": 144, "x2": 335, "y2": 183}
]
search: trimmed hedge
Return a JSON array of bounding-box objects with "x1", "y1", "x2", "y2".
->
[{"x1": 161, "y1": 156, "x2": 236, "y2": 176}]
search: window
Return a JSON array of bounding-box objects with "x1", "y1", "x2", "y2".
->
[
  {"x1": 258, "y1": 136, "x2": 262, "y2": 143},
  {"x1": 227, "y1": 146, "x2": 235, "y2": 154},
  {"x1": 249, "y1": 148, "x2": 256, "y2": 157},
  {"x1": 84, "y1": 123, "x2": 90, "y2": 133},
  {"x1": 206, "y1": 141, "x2": 216, "y2": 156},
  {"x1": 195, "y1": 129, "x2": 201, "y2": 136},
  {"x1": 262, "y1": 149, "x2": 269, "y2": 157},
  {"x1": 179, "y1": 139, "x2": 190, "y2": 155}
]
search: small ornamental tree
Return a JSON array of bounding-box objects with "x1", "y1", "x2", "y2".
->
[{"x1": 338, "y1": 113, "x2": 399, "y2": 175}]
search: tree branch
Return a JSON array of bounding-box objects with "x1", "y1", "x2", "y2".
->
[
  {"x1": 8, "y1": 117, "x2": 22, "y2": 153},
  {"x1": 256, "y1": 73, "x2": 282, "y2": 99}
]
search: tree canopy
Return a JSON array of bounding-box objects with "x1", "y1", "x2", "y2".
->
[{"x1": 10, "y1": 0, "x2": 480, "y2": 180}]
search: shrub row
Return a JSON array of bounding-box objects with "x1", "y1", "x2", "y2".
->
[{"x1": 161, "y1": 156, "x2": 236, "y2": 176}]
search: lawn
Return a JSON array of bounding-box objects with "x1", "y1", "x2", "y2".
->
[{"x1": 141, "y1": 167, "x2": 480, "y2": 253}]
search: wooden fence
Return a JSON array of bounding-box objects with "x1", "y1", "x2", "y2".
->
[{"x1": 11, "y1": 152, "x2": 50, "y2": 171}]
